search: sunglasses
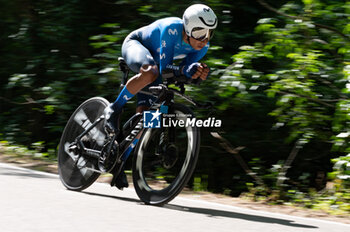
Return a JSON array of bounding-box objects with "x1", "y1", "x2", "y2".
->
[{"x1": 191, "y1": 27, "x2": 214, "y2": 41}]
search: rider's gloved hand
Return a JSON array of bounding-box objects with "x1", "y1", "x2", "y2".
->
[
  {"x1": 183, "y1": 63, "x2": 201, "y2": 78},
  {"x1": 183, "y1": 63, "x2": 210, "y2": 81}
]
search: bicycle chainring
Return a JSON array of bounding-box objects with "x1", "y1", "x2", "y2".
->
[{"x1": 98, "y1": 139, "x2": 119, "y2": 173}]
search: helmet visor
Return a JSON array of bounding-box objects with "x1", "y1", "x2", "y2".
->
[{"x1": 191, "y1": 27, "x2": 214, "y2": 41}]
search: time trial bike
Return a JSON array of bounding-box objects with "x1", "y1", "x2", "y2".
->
[{"x1": 58, "y1": 57, "x2": 210, "y2": 205}]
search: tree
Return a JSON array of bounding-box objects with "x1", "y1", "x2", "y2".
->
[{"x1": 215, "y1": 0, "x2": 349, "y2": 194}]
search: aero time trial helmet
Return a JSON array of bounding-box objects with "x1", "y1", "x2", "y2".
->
[{"x1": 183, "y1": 4, "x2": 218, "y2": 41}]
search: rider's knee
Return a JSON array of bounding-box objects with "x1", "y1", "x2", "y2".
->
[{"x1": 140, "y1": 65, "x2": 159, "y2": 84}]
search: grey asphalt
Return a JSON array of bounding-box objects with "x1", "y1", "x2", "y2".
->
[{"x1": 0, "y1": 162, "x2": 349, "y2": 232}]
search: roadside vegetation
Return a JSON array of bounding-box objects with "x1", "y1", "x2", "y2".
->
[{"x1": 0, "y1": 0, "x2": 349, "y2": 217}]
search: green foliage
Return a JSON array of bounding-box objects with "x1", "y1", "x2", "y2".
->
[
  {"x1": 226, "y1": 2, "x2": 348, "y2": 147},
  {"x1": 1, "y1": 0, "x2": 350, "y2": 213},
  {"x1": 216, "y1": 0, "x2": 350, "y2": 212},
  {"x1": 331, "y1": 154, "x2": 350, "y2": 189},
  {"x1": 0, "y1": 140, "x2": 55, "y2": 160},
  {"x1": 322, "y1": 154, "x2": 350, "y2": 213}
]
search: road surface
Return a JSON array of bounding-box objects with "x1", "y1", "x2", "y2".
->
[{"x1": 0, "y1": 162, "x2": 349, "y2": 232}]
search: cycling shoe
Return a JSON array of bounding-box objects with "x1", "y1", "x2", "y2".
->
[
  {"x1": 114, "y1": 170, "x2": 129, "y2": 190},
  {"x1": 104, "y1": 104, "x2": 120, "y2": 133}
]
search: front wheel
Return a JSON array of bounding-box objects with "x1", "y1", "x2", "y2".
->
[
  {"x1": 132, "y1": 104, "x2": 200, "y2": 205},
  {"x1": 58, "y1": 97, "x2": 109, "y2": 191}
]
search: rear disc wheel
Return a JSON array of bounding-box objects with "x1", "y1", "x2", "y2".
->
[{"x1": 58, "y1": 97, "x2": 109, "y2": 191}]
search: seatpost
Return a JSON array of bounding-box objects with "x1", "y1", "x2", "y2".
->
[
  {"x1": 118, "y1": 57, "x2": 129, "y2": 88},
  {"x1": 122, "y1": 69, "x2": 129, "y2": 87}
]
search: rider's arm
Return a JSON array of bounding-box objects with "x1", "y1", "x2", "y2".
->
[
  {"x1": 158, "y1": 25, "x2": 177, "y2": 75},
  {"x1": 182, "y1": 45, "x2": 209, "y2": 66},
  {"x1": 181, "y1": 45, "x2": 209, "y2": 79}
]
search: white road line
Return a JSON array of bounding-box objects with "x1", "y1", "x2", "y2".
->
[
  {"x1": 1, "y1": 162, "x2": 349, "y2": 226},
  {"x1": 0, "y1": 162, "x2": 59, "y2": 178}
]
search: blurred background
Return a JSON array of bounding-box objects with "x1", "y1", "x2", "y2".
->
[{"x1": 0, "y1": 0, "x2": 349, "y2": 213}]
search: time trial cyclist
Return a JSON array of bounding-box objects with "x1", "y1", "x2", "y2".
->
[{"x1": 104, "y1": 4, "x2": 218, "y2": 189}]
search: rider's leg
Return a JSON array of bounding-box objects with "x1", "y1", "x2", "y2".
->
[
  {"x1": 111, "y1": 64, "x2": 159, "y2": 111},
  {"x1": 105, "y1": 29, "x2": 159, "y2": 132},
  {"x1": 125, "y1": 65, "x2": 159, "y2": 95},
  {"x1": 112, "y1": 106, "x2": 151, "y2": 190},
  {"x1": 114, "y1": 106, "x2": 148, "y2": 190},
  {"x1": 110, "y1": 31, "x2": 160, "y2": 189},
  {"x1": 105, "y1": 65, "x2": 159, "y2": 132}
]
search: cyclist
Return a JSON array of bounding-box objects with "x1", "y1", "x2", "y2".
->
[{"x1": 105, "y1": 4, "x2": 218, "y2": 189}]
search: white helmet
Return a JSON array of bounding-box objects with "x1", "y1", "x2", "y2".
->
[{"x1": 183, "y1": 4, "x2": 218, "y2": 41}]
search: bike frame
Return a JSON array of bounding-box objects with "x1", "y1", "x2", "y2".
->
[{"x1": 70, "y1": 59, "x2": 210, "y2": 175}]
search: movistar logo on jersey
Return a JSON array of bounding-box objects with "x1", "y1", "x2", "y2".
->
[{"x1": 168, "y1": 29, "x2": 178, "y2": 35}]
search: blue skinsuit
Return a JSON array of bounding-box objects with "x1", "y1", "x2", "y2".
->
[{"x1": 121, "y1": 17, "x2": 209, "y2": 106}]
